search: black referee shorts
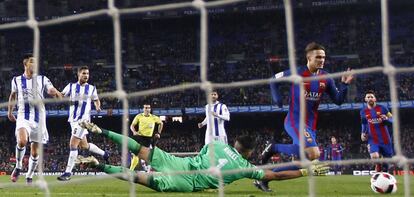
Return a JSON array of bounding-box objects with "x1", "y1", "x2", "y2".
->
[{"x1": 133, "y1": 135, "x2": 153, "y2": 147}]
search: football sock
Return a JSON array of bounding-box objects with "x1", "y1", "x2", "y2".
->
[
  {"x1": 88, "y1": 143, "x2": 105, "y2": 156},
  {"x1": 130, "y1": 154, "x2": 139, "y2": 170},
  {"x1": 15, "y1": 145, "x2": 26, "y2": 169},
  {"x1": 26, "y1": 155, "x2": 39, "y2": 178},
  {"x1": 65, "y1": 148, "x2": 78, "y2": 173}
]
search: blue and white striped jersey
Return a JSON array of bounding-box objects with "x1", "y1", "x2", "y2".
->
[
  {"x1": 201, "y1": 101, "x2": 230, "y2": 137},
  {"x1": 11, "y1": 74, "x2": 54, "y2": 123},
  {"x1": 62, "y1": 82, "x2": 99, "y2": 122}
]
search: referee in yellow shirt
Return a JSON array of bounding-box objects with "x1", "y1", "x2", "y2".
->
[{"x1": 129, "y1": 104, "x2": 163, "y2": 170}]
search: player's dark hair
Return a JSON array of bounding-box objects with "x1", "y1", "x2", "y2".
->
[
  {"x1": 23, "y1": 53, "x2": 33, "y2": 60},
  {"x1": 23, "y1": 53, "x2": 33, "y2": 65},
  {"x1": 305, "y1": 42, "x2": 325, "y2": 55},
  {"x1": 236, "y1": 135, "x2": 256, "y2": 150},
  {"x1": 78, "y1": 65, "x2": 89, "y2": 73},
  {"x1": 365, "y1": 90, "x2": 376, "y2": 96}
]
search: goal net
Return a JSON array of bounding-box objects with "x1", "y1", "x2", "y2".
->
[{"x1": 0, "y1": 0, "x2": 412, "y2": 197}]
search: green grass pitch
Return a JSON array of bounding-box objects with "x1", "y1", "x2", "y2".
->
[{"x1": 0, "y1": 175, "x2": 413, "y2": 196}]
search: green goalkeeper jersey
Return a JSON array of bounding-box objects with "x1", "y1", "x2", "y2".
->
[{"x1": 190, "y1": 141, "x2": 265, "y2": 190}]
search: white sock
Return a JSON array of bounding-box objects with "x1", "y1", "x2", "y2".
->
[
  {"x1": 65, "y1": 149, "x2": 78, "y2": 173},
  {"x1": 26, "y1": 155, "x2": 39, "y2": 178},
  {"x1": 88, "y1": 143, "x2": 105, "y2": 156},
  {"x1": 15, "y1": 145, "x2": 26, "y2": 169}
]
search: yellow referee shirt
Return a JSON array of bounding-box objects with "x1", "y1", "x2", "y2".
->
[{"x1": 131, "y1": 113, "x2": 161, "y2": 137}]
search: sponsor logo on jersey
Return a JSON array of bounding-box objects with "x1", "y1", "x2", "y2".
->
[
  {"x1": 304, "y1": 91, "x2": 322, "y2": 101},
  {"x1": 368, "y1": 118, "x2": 383, "y2": 124}
]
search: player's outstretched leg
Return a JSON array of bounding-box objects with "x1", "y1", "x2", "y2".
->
[
  {"x1": 261, "y1": 143, "x2": 300, "y2": 164},
  {"x1": 77, "y1": 156, "x2": 145, "y2": 184},
  {"x1": 88, "y1": 143, "x2": 110, "y2": 163},
  {"x1": 79, "y1": 121, "x2": 141, "y2": 155},
  {"x1": 58, "y1": 147, "x2": 77, "y2": 181},
  {"x1": 12, "y1": 128, "x2": 29, "y2": 182}
]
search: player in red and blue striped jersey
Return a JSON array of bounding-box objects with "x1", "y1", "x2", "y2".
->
[
  {"x1": 360, "y1": 90, "x2": 394, "y2": 172},
  {"x1": 262, "y1": 42, "x2": 354, "y2": 162},
  {"x1": 329, "y1": 136, "x2": 343, "y2": 175},
  {"x1": 255, "y1": 42, "x2": 354, "y2": 192}
]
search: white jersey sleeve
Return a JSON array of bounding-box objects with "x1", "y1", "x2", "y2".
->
[
  {"x1": 219, "y1": 104, "x2": 230, "y2": 121},
  {"x1": 43, "y1": 76, "x2": 55, "y2": 92},
  {"x1": 62, "y1": 83, "x2": 71, "y2": 97},
  {"x1": 91, "y1": 86, "x2": 99, "y2": 101},
  {"x1": 11, "y1": 77, "x2": 17, "y2": 93}
]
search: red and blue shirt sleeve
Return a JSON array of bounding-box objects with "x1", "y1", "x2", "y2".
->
[
  {"x1": 326, "y1": 78, "x2": 348, "y2": 105},
  {"x1": 360, "y1": 109, "x2": 369, "y2": 134},
  {"x1": 381, "y1": 105, "x2": 393, "y2": 125},
  {"x1": 270, "y1": 70, "x2": 291, "y2": 108}
]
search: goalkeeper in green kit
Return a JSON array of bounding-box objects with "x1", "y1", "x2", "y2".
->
[{"x1": 78, "y1": 121, "x2": 328, "y2": 192}]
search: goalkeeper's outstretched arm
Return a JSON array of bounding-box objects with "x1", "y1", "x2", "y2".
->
[
  {"x1": 262, "y1": 169, "x2": 303, "y2": 181},
  {"x1": 262, "y1": 163, "x2": 329, "y2": 181}
]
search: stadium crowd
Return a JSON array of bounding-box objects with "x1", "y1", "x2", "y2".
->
[{"x1": 0, "y1": 3, "x2": 413, "y2": 109}]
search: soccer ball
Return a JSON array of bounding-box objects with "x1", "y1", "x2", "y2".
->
[{"x1": 370, "y1": 172, "x2": 397, "y2": 194}]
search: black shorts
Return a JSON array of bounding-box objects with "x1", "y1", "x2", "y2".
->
[{"x1": 133, "y1": 135, "x2": 153, "y2": 147}]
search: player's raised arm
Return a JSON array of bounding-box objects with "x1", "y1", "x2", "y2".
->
[
  {"x1": 270, "y1": 70, "x2": 290, "y2": 108},
  {"x1": 341, "y1": 67, "x2": 354, "y2": 84},
  {"x1": 326, "y1": 78, "x2": 348, "y2": 105},
  {"x1": 325, "y1": 68, "x2": 353, "y2": 105}
]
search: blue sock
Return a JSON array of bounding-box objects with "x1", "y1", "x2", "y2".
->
[
  {"x1": 127, "y1": 152, "x2": 132, "y2": 167},
  {"x1": 272, "y1": 144, "x2": 300, "y2": 157}
]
